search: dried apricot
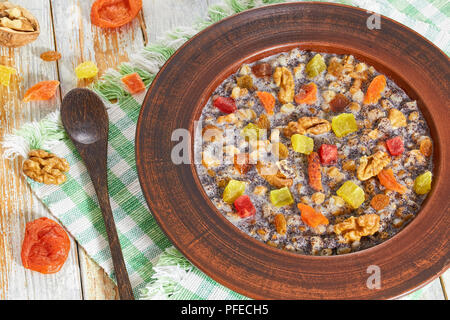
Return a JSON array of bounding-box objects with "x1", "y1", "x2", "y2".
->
[
  {"x1": 294, "y1": 82, "x2": 317, "y2": 104},
  {"x1": 91, "y1": 0, "x2": 142, "y2": 29},
  {"x1": 370, "y1": 194, "x2": 390, "y2": 211},
  {"x1": 40, "y1": 51, "x2": 61, "y2": 61},
  {"x1": 23, "y1": 80, "x2": 60, "y2": 103},
  {"x1": 308, "y1": 152, "x2": 323, "y2": 191},
  {"x1": 377, "y1": 168, "x2": 407, "y2": 194},
  {"x1": 21, "y1": 217, "x2": 70, "y2": 274},
  {"x1": 364, "y1": 75, "x2": 386, "y2": 105},
  {"x1": 297, "y1": 203, "x2": 329, "y2": 228},
  {"x1": 256, "y1": 91, "x2": 276, "y2": 115},
  {"x1": 121, "y1": 72, "x2": 146, "y2": 94}
]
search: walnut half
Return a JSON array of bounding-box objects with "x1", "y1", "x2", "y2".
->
[
  {"x1": 23, "y1": 149, "x2": 70, "y2": 185},
  {"x1": 283, "y1": 117, "x2": 331, "y2": 137},
  {"x1": 273, "y1": 67, "x2": 294, "y2": 104},
  {"x1": 334, "y1": 214, "x2": 380, "y2": 243},
  {"x1": 356, "y1": 151, "x2": 390, "y2": 181}
]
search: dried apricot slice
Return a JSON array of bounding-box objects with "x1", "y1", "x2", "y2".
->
[
  {"x1": 377, "y1": 168, "x2": 407, "y2": 194},
  {"x1": 308, "y1": 152, "x2": 323, "y2": 191},
  {"x1": 294, "y1": 82, "x2": 317, "y2": 104},
  {"x1": 22, "y1": 80, "x2": 60, "y2": 103},
  {"x1": 297, "y1": 203, "x2": 329, "y2": 228},
  {"x1": 364, "y1": 75, "x2": 386, "y2": 105},
  {"x1": 256, "y1": 91, "x2": 276, "y2": 115},
  {"x1": 21, "y1": 217, "x2": 70, "y2": 274},
  {"x1": 91, "y1": 0, "x2": 142, "y2": 29},
  {"x1": 121, "y1": 72, "x2": 146, "y2": 94}
]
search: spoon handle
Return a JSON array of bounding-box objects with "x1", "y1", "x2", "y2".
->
[
  {"x1": 90, "y1": 169, "x2": 135, "y2": 300},
  {"x1": 81, "y1": 143, "x2": 135, "y2": 300}
]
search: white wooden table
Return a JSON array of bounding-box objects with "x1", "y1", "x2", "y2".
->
[{"x1": 0, "y1": 0, "x2": 448, "y2": 300}]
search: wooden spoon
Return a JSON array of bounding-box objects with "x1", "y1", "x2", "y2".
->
[{"x1": 61, "y1": 88, "x2": 134, "y2": 300}]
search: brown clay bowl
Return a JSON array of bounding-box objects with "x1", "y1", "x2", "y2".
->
[{"x1": 136, "y1": 2, "x2": 449, "y2": 299}]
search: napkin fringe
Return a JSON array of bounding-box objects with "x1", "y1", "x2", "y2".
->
[
  {"x1": 2, "y1": 111, "x2": 66, "y2": 159},
  {"x1": 139, "y1": 247, "x2": 194, "y2": 300}
]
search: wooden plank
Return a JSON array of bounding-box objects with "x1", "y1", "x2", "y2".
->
[
  {"x1": 141, "y1": 0, "x2": 221, "y2": 44},
  {"x1": 400, "y1": 277, "x2": 446, "y2": 300},
  {"x1": 440, "y1": 270, "x2": 449, "y2": 300},
  {"x1": 0, "y1": 0, "x2": 82, "y2": 300},
  {"x1": 50, "y1": 0, "x2": 146, "y2": 299}
]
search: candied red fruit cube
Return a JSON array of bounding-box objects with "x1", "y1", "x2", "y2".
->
[
  {"x1": 213, "y1": 96, "x2": 237, "y2": 114},
  {"x1": 234, "y1": 195, "x2": 256, "y2": 218},
  {"x1": 386, "y1": 136, "x2": 404, "y2": 156},
  {"x1": 318, "y1": 144, "x2": 338, "y2": 165}
]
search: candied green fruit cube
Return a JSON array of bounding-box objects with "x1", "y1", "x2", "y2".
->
[
  {"x1": 305, "y1": 54, "x2": 326, "y2": 78},
  {"x1": 291, "y1": 134, "x2": 314, "y2": 154},
  {"x1": 270, "y1": 187, "x2": 294, "y2": 207},
  {"x1": 241, "y1": 123, "x2": 264, "y2": 141},
  {"x1": 331, "y1": 113, "x2": 358, "y2": 138},
  {"x1": 223, "y1": 179, "x2": 246, "y2": 204},
  {"x1": 336, "y1": 181, "x2": 365, "y2": 209},
  {"x1": 413, "y1": 171, "x2": 432, "y2": 195}
]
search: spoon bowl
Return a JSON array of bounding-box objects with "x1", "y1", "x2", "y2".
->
[{"x1": 61, "y1": 88, "x2": 107, "y2": 145}]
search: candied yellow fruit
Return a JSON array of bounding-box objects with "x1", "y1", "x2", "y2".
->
[
  {"x1": 270, "y1": 187, "x2": 294, "y2": 207},
  {"x1": 331, "y1": 113, "x2": 358, "y2": 138},
  {"x1": 337, "y1": 181, "x2": 365, "y2": 209},
  {"x1": 291, "y1": 134, "x2": 314, "y2": 155},
  {"x1": 223, "y1": 179, "x2": 246, "y2": 204},
  {"x1": 75, "y1": 61, "x2": 98, "y2": 79}
]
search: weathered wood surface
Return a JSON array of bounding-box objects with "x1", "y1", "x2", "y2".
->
[{"x1": 0, "y1": 0, "x2": 447, "y2": 300}]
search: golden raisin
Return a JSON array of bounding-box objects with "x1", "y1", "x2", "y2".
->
[
  {"x1": 419, "y1": 138, "x2": 432, "y2": 157},
  {"x1": 40, "y1": 51, "x2": 62, "y2": 61},
  {"x1": 370, "y1": 194, "x2": 390, "y2": 211}
]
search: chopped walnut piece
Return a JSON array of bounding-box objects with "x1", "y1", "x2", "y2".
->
[
  {"x1": 202, "y1": 124, "x2": 223, "y2": 142},
  {"x1": 348, "y1": 102, "x2": 361, "y2": 113},
  {"x1": 283, "y1": 117, "x2": 331, "y2": 137},
  {"x1": 408, "y1": 111, "x2": 419, "y2": 121},
  {"x1": 311, "y1": 192, "x2": 325, "y2": 205},
  {"x1": 356, "y1": 151, "x2": 391, "y2": 181},
  {"x1": 273, "y1": 67, "x2": 294, "y2": 104},
  {"x1": 327, "y1": 167, "x2": 344, "y2": 182},
  {"x1": 253, "y1": 185, "x2": 268, "y2": 196},
  {"x1": 388, "y1": 108, "x2": 407, "y2": 128},
  {"x1": 334, "y1": 214, "x2": 380, "y2": 243},
  {"x1": 23, "y1": 149, "x2": 69, "y2": 185},
  {"x1": 231, "y1": 86, "x2": 248, "y2": 99},
  {"x1": 256, "y1": 161, "x2": 293, "y2": 188},
  {"x1": 342, "y1": 160, "x2": 356, "y2": 172}
]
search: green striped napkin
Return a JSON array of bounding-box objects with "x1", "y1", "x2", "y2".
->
[{"x1": 3, "y1": 0, "x2": 448, "y2": 300}]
